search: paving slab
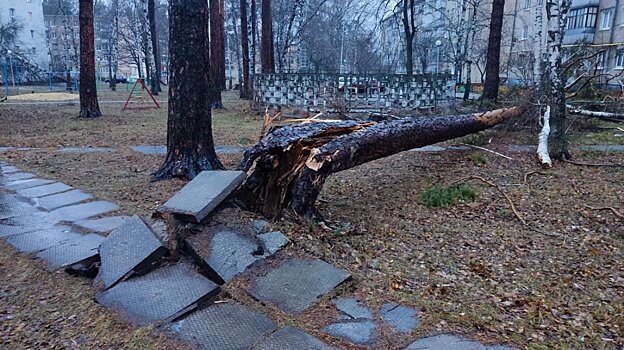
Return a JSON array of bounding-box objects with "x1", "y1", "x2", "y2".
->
[
  {"x1": 0, "y1": 193, "x2": 39, "y2": 220},
  {"x1": 158, "y1": 171, "x2": 246, "y2": 223},
  {"x1": 36, "y1": 233, "x2": 106, "y2": 269},
  {"x1": 50, "y1": 200, "x2": 119, "y2": 222},
  {"x1": 404, "y1": 334, "x2": 518, "y2": 350},
  {"x1": 16, "y1": 182, "x2": 72, "y2": 199},
  {"x1": 252, "y1": 326, "x2": 339, "y2": 350},
  {"x1": 5, "y1": 178, "x2": 55, "y2": 191},
  {"x1": 6, "y1": 225, "x2": 83, "y2": 253},
  {"x1": 0, "y1": 211, "x2": 60, "y2": 237},
  {"x1": 216, "y1": 146, "x2": 245, "y2": 154},
  {"x1": 171, "y1": 302, "x2": 276, "y2": 350},
  {"x1": 57, "y1": 147, "x2": 115, "y2": 154},
  {"x1": 130, "y1": 145, "x2": 167, "y2": 155},
  {"x1": 74, "y1": 216, "x2": 132, "y2": 233},
  {"x1": 380, "y1": 303, "x2": 420, "y2": 333},
  {"x1": 334, "y1": 298, "x2": 373, "y2": 320},
  {"x1": 580, "y1": 144, "x2": 624, "y2": 152},
  {"x1": 322, "y1": 319, "x2": 377, "y2": 345},
  {"x1": 3, "y1": 172, "x2": 36, "y2": 182},
  {"x1": 1, "y1": 165, "x2": 20, "y2": 174},
  {"x1": 96, "y1": 263, "x2": 219, "y2": 325},
  {"x1": 248, "y1": 258, "x2": 351, "y2": 313},
  {"x1": 258, "y1": 231, "x2": 290, "y2": 255},
  {"x1": 0, "y1": 147, "x2": 13, "y2": 153},
  {"x1": 183, "y1": 228, "x2": 264, "y2": 284},
  {"x1": 96, "y1": 216, "x2": 167, "y2": 289},
  {"x1": 35, "y1": 189, "x2": 93, "y2": 211}
]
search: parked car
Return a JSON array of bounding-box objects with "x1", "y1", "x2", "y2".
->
[{"x1": 104, "y1": 77, "x2": 128, "y2": 84}]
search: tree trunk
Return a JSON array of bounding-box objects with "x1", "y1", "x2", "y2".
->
[
  {"x1": 109, "y1": 0, "x2": 119, "y2": 92},
  {"x1": 402, "y1": 0, "x2": 415, "y2": 77},
  {"x1": 260, "y1": 0, "x2": 275, "y2": 73},
  {"x1": 532, "y1": 2, "x2": 543, "y2": 86},
  {"x1": 220, "y1": 0, "x2": 227, "y2": 90},
  {"x1": 210, "y1": 0, "x2": 225, "y2": 108},
  {"x1": 153, "y1": 0, "x2": 224, "y2": 181},
  {"x1": 546, "y1": 0, "x2": 572, "y2": 160},
  {"x1": 148, "y1": 0, "x2": 161, "y2": 96},
  {"x1": 235, "y1": 107, "x2": 524, "y2": 218},
  {"x1": 482, "y1": 0, "x2": 505, "y2": 101},
  {"x1": 251, "y1": 0, "x2": 257, "y2": 75},
  {"x1": 239, "y1": 0, "x2": 251, "y2": 98},
  {"x1": 79, "y1": 0, "x2": 102, "y2": 118}
]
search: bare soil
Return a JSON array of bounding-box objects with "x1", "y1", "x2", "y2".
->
[{"x1": 0, "y1": 92, "x2": 622, "y2": 349}]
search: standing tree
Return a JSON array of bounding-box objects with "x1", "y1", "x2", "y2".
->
[
  {"x1": 260, "y1": 0, "x2": 275, "y2": 73},
  {"x1": 210, "y1": 0, "x2": 225, "y2": 108},
  {"x1": 153, "y1": 0, "x2": 224, "y2": 180},
  {"x1": 78, "y1": 0, "x2": 102, "y2": 118},
  {"x1": 482, "y1": 0, "x2": 504, "y2": 101},
  {"x1": 401, "y1": 0, "x2": 416, "y2": 76},
  {"x1": 240, "y1": 0, "x2": 251, "y2": 98},
  {"x1": 148, "y1": 0, "x2": 162, "y2": 95}
]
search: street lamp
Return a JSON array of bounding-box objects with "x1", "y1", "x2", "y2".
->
[
  {"x1": 6, "y1": 50, "x2": 15, "y2": 87},
  {"x1": 435, "y1": 40, "x2": 442, "y2": 74},
  {"x1": 434, "y1": 40, "x2": 442, "y2": 110}
]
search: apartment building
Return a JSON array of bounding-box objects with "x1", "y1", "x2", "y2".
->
[{"x1": 0, "y1": 0, "x2": 50, "y2": 69}]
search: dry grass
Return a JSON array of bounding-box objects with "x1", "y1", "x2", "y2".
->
[{"x1": 0, "y1": 93, "x2": 623, "y2": 349}]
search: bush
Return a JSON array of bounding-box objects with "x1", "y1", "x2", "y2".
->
[
  {"x1": 421, "y1": 183, "x2": 478, "y2": 208},
  {"x1": 468, "y1": 154, "x2": 488, "y2": 165}
]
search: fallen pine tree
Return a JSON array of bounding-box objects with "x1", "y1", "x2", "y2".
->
[{"x1": 234, "y1": 106, "x2": 525, "y2": 218}]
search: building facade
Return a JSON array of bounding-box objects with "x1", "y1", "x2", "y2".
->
[{"x1": 0, "y1": 0, "x2": 50, "y2": 70}]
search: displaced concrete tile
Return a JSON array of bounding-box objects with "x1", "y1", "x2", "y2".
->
[
  {"x1": 36, "y1": 233, "x2": 106, "y2": 269},
  {"x1": 96, "y1": 216, "x2": 167, "y2": 289},
  {"x1": 96, "y1": 263, "x2": 219, "y2": 326},
  {"x1": 334, "y1": 298, "x2": 373, "y2": 320},
  {"x1": 16, "y1": 182, "x2": 72, "y2": 199},
  {"x1": 404, "y1": 334, "x2": 487, "y2": 350},
  {"x1": 7, "y1": 225, "x2": 83, "y2": 253},
  {"x1": 50, "y1": 200, "x2": 119, "y2": 222},
  {"x1": 5, "y1": 179, "x2": 55, "y2": 191},
  {"x1": 252, "y1": 219, "x2": 271, "y2": 233},
  {"x1": 158, "y1": 171, "x2": 246, "y2": 223},
  {"x1": 248, "y1": 258, "x2": 351, "y2": 313},
  {"x1": 74, "y1": 216, "x2": 132, "y2": 233},
  {"x1": 258, "y1": 231, "x2": 290, "y2": 255},
  {"x1": 380, "y1": 303, "x2": 420, "y2": 333},
  {"x1": 171, "y1": 302, "x2": 276, "y2": 350},
  {"x1": 130, "y1": 145, "x2": 166, "y2": 155},
  {"x1": 252, "y1": 326, "x2": 339, "y2": 350},
  {"x1": 184, "y1": 228, "x2": 264, "y2": 284},
  {"x1": 322, "y1": 319, "x2": 377, "y2": 345},
  {"x1": 35, "y1": 189, "x2": 93, "y2": 211}
]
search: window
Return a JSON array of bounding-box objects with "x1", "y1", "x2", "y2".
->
[
  {"x1": 522, "y1": 24, "x2": 529, "y2": 39},
  {"x1": 30, "y1": 30, "x2": 34, "y2": 38},
  {"x1": 598, "y1": 51, "x2": 606, "y2": 69},
  {"x1": 567, "y1": 7, "x2": 598, "y2": 30},
  {"x1": 27, "y1": 12, "x2": 32, "y2": 21},
  {"x1": 9, "y1": 8, "x2": 15, "y2": 20},
  {"x1": 601, "y1": 8, "x2": 614, "y2": 30},
  {"x1": 615, "y1": 52, "x2": 624, "y2": 68},
  {"x1": 525, "y1": 0, "x2": 531, "y2": 10}
]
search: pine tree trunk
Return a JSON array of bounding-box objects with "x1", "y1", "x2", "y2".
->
[
  {"x1": 78, "y1": 0, "x2": 102, "y2": 118},
  {"x1": 240, "y1": 0, "x2": 251, "y2": 98},
  {"x1": 220, "y1": 0, "x2": 227, "y2": 90},
  {"x1": 482, "y1": 0, "x2": 505, "y2": 101},
  {"x1": 235, "y1": 107, "x2": 524, "y2": 218},
  {"x1": 260, "y1": 0, "x2": 275, "y2": 73},
  {"x1": 210, "y1": 0, "x2": 225, "y2": 109},
  {"x1": 153, "y1": 0, "x2": 224, "y2": 181},
  {"x1": 251, "y1": 0, "x2": 257, "y2": 75},
  {"x1": 148, "y1": 0, "x2": 161, "y2": 96}
]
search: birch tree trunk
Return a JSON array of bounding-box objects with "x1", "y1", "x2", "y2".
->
[{"x1": 532, "y1": 2, "x2": 543, "y2": 86}]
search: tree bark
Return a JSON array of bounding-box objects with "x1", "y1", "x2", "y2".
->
[
  {"x1": 261, "y1": 0, "x2": 275, "y2": 73},
  {"x1": 148, "y1": 0, "x2": 161, "y2": 96},
  {"x1": 210, "y1": 0, "x2": 225, "y2": 109},
  {"x1": 235, "y1": 107, "x2": 524, "y2": 218},
  {"x1": 402, "y1": 0, "x2": 415, "y2": 77},
  {"x1": 220, "y1": 0, "x2": 227, "y2": 90},
  {"x1": 251, "y1": 0, "x2": 258, "y2": 75},
  {"x1": 78, "y1": 0, "x2": 102, "y2": 118},
  {"x1": 153, "y1": 0, "x2": 224, "y2": 181},
  {"x1": 240, "y1": 0, "x2": 251, "y2": 98},
  {"x1": 482, "y1": 0, "x2": 505, "y2": 101}
]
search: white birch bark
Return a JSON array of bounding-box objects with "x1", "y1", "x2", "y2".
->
[
  {"x1": 532, "y1": 1, "x2": 543, "y2": 86},
  {"x1": 537, "y1": 105, "x2": 552, "y2": 167}
]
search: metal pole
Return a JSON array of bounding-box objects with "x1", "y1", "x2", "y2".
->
[
  {"x1": 2, "y1": 63, "x2": 9, "y2": 96},
  {"x1": 8, "y1": 54, "x2": 15, "y2": 87}
]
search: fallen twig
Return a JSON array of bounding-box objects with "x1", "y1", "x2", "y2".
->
[
  {"x1": 457, "y1": 143, "x2": 513, "y2": 160},
  {"x1": 260, "y1": 108, "x2": 283, "y2": 139},
  {"x1": 523, "y1": 170, "x2": 549, "y2": 185},
  {"x1": 562, "y1": 159, "x2": 624, "y2": 167},
  {"x1": 585, "y1": 205, "x2": 624, "y2": 220},
  {"x1": 449, "y1": 175, "x2": 561, "y2": 238}
]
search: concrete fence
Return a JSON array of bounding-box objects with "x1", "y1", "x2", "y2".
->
[{"x1": 253, "y1": 73, "x2": 455, "y2": 110}]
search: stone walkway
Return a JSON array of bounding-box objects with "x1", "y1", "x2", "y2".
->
[{"x1": 0, "y1": 162, "x2": 520, "y2": 349}]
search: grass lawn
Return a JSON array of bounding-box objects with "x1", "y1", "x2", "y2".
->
[{"x1": 0, "y1": 91, "x2": 622, "y2": 349}]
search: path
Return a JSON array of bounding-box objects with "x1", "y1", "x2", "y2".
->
[{"x1": 0, "y1": 162, "x2": 519, "y2": 349}]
